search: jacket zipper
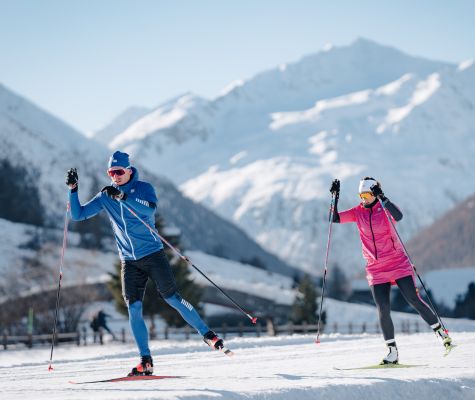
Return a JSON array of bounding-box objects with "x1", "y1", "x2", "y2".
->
[
  {"x1": 120, "y1": 202, "x2": 136, "y2": 260},
  {"x1": 369, "y1": 208, "x2": 378, "y2": 259},
  {"x1": 390, "y1": 237, "x2": 396, "y2": 250}
]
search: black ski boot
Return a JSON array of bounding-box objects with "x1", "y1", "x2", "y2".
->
[
  {"x1": 128, "y1": 355, "x2": 154, "y2": 376},
  {"x1": 203, "y1": 330, "x2": 224, "y2": 350}
]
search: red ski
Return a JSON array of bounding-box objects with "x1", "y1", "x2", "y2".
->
[{"x1": 69, "y1": 375, "x2": 181, "y2": 384}]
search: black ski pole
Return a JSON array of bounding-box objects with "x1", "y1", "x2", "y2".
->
[
  {"x1": 377, "y1": 196, "x2": 448, "y2": 333},
  {"x1": 120, "y1": 202, "x2": 257, "y2": 324},
  {"x1": 315, "y1": 192, "x2": 336, "y2": 344},
  {"x1": 48, "y1": 201, "x2": 71, "y2": 371}
]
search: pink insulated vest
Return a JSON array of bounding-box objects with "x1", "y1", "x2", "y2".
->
[{"x1": 338, "y1": 203, "x2": 413, "y2": 286}]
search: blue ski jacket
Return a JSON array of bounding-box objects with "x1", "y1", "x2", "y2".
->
[{"x1": 69, "y1": 167, "x2": 164, "y2": 261}]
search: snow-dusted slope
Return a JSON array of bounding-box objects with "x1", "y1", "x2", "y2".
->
[
  {"x1": 408, "y1": 193, "x2": 475, "y2": 272},
  {"x1": 1, "y1": 333, "x2": 474, "y2": 399},
  {"x1": 98, "y1": 39, "x2": 475, "y2": 277},
  {"x1": 186, "y1": 250, "x2": 294, "y2": 305},
  {"x1": 0, "y1": 84, "x2": 106, "y2": 222}
]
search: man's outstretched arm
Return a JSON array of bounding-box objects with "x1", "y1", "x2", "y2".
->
[{"x1": 66, "y1": 168, "x2": 103, "y2": 221}]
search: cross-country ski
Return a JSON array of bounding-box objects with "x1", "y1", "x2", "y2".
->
[
  {"x1": 69, "y1": 375, "x2": 182, "y2": 384},
  {"x1": 333, "y1": 363, "x2": 427, "y2": 371}
]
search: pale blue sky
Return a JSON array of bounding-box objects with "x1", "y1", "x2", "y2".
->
[{"x1": 1, "y1": 0, "x2": 474, "y2": 133}]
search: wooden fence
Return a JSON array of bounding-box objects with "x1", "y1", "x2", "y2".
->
[
  {"x1": 2, "y1": 332, "x2": 80, "y2": 350},
  {"x1": 166, "y1": 320, "x2": 426, "y2": 339},
  {"x1": 1, "y1": 319, "x2": 430, "y2": 350}
]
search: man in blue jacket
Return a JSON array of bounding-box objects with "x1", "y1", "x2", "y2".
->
[{"x1": 66, "y1": 151, "x2": 224, "y2": 376}]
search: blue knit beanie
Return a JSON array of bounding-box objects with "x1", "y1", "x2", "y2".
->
[{"x1": 108, "y1": 151, "x2": 130, "y2": 169}]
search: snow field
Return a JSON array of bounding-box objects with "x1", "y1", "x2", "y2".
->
[{"x1": 0, "y1": 332, "x2": 474, "y2": 400}]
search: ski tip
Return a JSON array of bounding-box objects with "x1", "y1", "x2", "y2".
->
[
  {"x1": 315, "y1": 338, "x2": 321, "y2": 345},
  {"x1": 223, "y1": 348, "x2": 234, "y2": 356},
  {"x1": 251, "y1": 317, "x2": 257, "y2": 324},
  {"x1": 443, "y1": 343, "x2": 457, "y2": 356},
  {"x1": 48, "y1": 364, "x2": 54, "y2": 372}
]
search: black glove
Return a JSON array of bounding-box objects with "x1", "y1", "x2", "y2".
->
[
  {"x1": 66, "y1": 168, "x2": 78, "y2": 191},
  {"x1": 329, "y1": 179, "x2": 340, "y2": 196},
  {"x1": 329, "y1": 179, "x2": 340, "y2": 222},
  {"x1": 370, "y1": 184, "x2": 384, "y2": 198},
  {"x1": 101, "y1": 185, "x2": 127, "y2": 200}
]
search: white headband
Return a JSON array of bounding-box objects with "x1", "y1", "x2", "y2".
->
[{"x1": 359, "y1": 179, "x2": 377, "y2": 194}]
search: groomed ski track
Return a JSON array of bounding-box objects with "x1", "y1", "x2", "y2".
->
[{"x1": 0, "y1": 332, "x2": 474, "y2": 400}]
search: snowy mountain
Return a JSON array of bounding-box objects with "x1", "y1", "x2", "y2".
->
[
  {"x1": 0, "y1": 83, "x2": 105, "y2": 223},
  {"x1": 92, "y1": 38, "x2": 475, "y2": 277},
  {"x1": 91, "y1": 106, "x2": 151, "y2": 141},
  {"x1": 0, "y1": 83, "x2": 297, "y2": 277}
]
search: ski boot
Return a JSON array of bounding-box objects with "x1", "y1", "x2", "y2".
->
[
  {"x1": 203, "y1": 330, "x2": 224, "y2": 350},
  {"x1": 433, "y1": 325, "x2": 454, "y2": 355},
  {"x1": 128, "y1": 355, "x2": 154, "y2": 376},
  {"x1": 380, "y1": 343, "x2": 399, "y2": 365}
]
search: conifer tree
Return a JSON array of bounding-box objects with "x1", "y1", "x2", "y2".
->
[
  {"x1": 327, "y1": 263, "x2": 349, "y2": 301},
  {"x1": 453, "y1": 282, "x2": 475, "y2": 319},
  {"x1": 291, "y1": 274, "x2": 325, "y2": 325}
]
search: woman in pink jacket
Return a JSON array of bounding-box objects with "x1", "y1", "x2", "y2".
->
[{"x1": 330, "y1": 177, "x2": 452, "y2": 364}]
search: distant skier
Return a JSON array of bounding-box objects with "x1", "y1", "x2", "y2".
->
[
  {"x1": 66, "y1": 151, "x2": 224, "y2": 376},
  {"x1": 89, "y1": 313, "x2": 100, "y2": 342},
  {"x1": 329, "y1": 177, "x2": 452, "y2": 364},
  {"x1": 90, "y1": 310, "x2": 117, "y2": 341}
]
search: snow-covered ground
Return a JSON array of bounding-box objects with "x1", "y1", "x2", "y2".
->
[{"x1": 0, "y1": 332, "x2": 474, "y2": 399}]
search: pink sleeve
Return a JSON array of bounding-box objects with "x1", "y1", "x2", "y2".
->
[{"x1": 338, "y1": 207, "x2": 357, "y2": 224}]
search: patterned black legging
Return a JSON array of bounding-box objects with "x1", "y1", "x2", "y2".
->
[{"x1": 370, "y1": 275, "x2": 438, "y2": 341}]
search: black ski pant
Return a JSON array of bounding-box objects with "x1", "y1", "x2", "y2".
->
[
  {"x1": 121, "y1": 249, "x2": 178, "y2": 305},
  {"x1": 370, "y1": 275, "x2": 438, "y2": 341}
]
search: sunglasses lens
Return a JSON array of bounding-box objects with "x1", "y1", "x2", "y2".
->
[
  {"x1": 108, "y1": 169, "x2": 126, "y2": 177},
  {"x1": 359, "y1": 192, "x2": 372, "y2": 200}
]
